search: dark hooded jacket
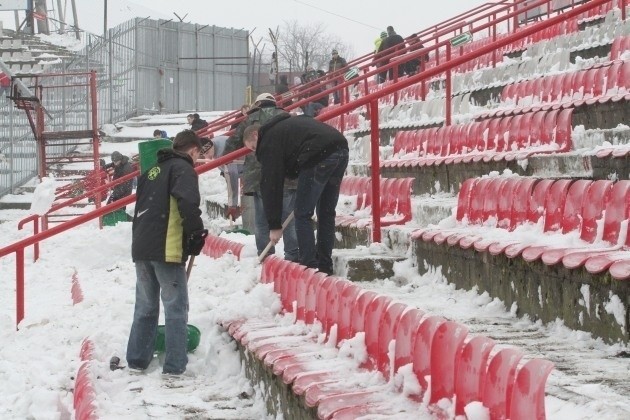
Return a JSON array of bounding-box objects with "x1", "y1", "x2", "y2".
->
[
  {"x1": 132, "y1": 148, "x2": 203, "y2": 264},
  {"x1": 109, "y1": 155, "x2": 134, "y2": 203},
  {"x1": 191, "y1": 117, "x2": 208, "y2": 132},
  {"x1": 255, "y1": 114, "x2": 348, "y2": 229}
]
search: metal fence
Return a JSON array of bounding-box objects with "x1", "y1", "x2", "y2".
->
[{"x1": 0, "y1": 18, "x2": 249, "y2": 197}]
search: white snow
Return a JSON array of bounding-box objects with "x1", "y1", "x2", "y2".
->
[{"x1": 29, "y1": 176, "x2": 57, "y2": 216}]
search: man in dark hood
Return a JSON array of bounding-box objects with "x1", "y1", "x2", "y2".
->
[{"x1": 107, "y1": 151, "x2": 134, "y2": 205}]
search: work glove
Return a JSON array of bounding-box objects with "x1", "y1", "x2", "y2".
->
[
  {"x1": 186, "y1": 229, "x2": 208, "y2": 256},
  {"x1": 226, "y1": 206, "x2": 241, "y2": 221}
]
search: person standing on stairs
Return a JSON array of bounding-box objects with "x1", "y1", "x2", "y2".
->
[
  {"x1": 222, "y1": 93, "x2": 299, "y2": 262},
  {"x1": 126, "y1": 130, "x2": 207, "y2": 376},
  {"x1": 106, "y1": 151, "x2": 134, "y2": 207}
]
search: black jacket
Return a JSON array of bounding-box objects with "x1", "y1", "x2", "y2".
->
[
  {"x1": 377, "y1": 33, "x2": 405, "y2": 64},
  {"x1": 191, "y1": 118, "x2": 208, "y2": 132},
  {"x1": 132, "y1": 148, "x2": 203, "y2": 263},
  {"x1": 256, "y1": 114, "x2": 348, "y2": 229},
  {"x1": 109, "y1": 155, "x2": 134, "y2": 203}
]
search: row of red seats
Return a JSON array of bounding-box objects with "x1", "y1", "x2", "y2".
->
[
  {"x1": 413, "y1": 176, "x2": 630, "y2": 279},
  {"x1": 202, "y1": 235, "x2": 244, "y2": 260},
  {"x1": 383, "y1": 108, "x2": 573, "y2": 167},
  {"x1": 337, "y1": 176, "x2": 414, "y2": 227},
  {"x1": 577, "y1": 0, "x2": 618, "y2": 21},
  {"x1": 225, "y1": 256, "x2": 554, "y2": 419},
  {"x1": 499, "y1": 59, "x2": 630, "y2": 109},
  {"x1": 509, "y1": 11, "x2": 580, "y2": 53},
  {"x1": 74, "y1": 339, "x2": 97, "y2": 420},
  {"x1": 322, "y1": 109, "x2": 360, "y2": 132}
]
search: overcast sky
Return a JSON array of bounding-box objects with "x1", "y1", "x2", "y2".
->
[{"x1": 3, "y1": 0, "x2": 489, "y2": 58}]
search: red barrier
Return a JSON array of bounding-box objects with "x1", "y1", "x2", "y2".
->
[{"x1": 71, "y1": 271, "x2": 84, "y2": 305}]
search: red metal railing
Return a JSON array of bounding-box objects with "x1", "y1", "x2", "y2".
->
[{"x1": 0, "y1": 0, "x2": 621, "y2": 328}]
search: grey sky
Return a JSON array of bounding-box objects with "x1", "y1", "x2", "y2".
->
[{"x1": 3, "y1": 0, "x2": 489, "y2": 58}]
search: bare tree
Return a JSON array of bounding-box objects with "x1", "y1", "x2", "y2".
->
[{"x1": 272, "y1": 20, "x2": 352, "y2": 75}]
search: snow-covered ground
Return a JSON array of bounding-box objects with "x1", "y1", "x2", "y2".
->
[{"x1": 1, "y1": 115, "x2": 630, "y2": 419}]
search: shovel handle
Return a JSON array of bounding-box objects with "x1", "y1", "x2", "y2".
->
[
  {"x1": 186, "y1": 255, "x2": 195, "y2": 279},
  {"x1": 258, "y1": 211, "x2": 294, "y2": 263}
]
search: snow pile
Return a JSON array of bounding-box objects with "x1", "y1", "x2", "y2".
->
[{"x1": 29, "y1": 176, "x2": 56, "y2": 215}]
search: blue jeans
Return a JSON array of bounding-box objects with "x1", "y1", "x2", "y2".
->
[
  {"x1": 254, "y1": 190, "x2": 299, "y2": 262},
  {"x1": 126, "y1": 260, "x2": 189, "y2": 374},
  {"x1": 295, "y1": 149, "x2": 349, "y2": 274}
]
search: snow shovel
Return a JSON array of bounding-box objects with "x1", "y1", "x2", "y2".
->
[{"x1": 258, "y1": 211, "x2": 295, "y2": 263}]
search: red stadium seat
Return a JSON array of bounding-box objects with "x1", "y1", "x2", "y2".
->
[
  {"x1": 482, "y1": 348, "x2": 523, "y2": 420},
  {"x1": 429, "y1": 321, "x2": 469, "y2": 404},
  {"x1": 520, "y1": 179, "x2": 593, "y2": 262},
  {"x1": 413, "y1": 315, "x2": 447, "y2": 390},
  {"x1": 509, "y1": 359, "x2": 554, "y2": 420},
  {"x1": 455, "y1": 336, "x2": 496, "y2": 416}
]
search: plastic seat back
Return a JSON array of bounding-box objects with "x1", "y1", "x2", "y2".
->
[
  {"x1": 413, "y1": 315, "x2": 446, "y2": 390},
  {"x1": 455, "y1": 336, "x2": 496, "y2": 416},
  {"x1": 529, "y1": 111, "x2": 547, "y2": 147},
  {"x1": 305, "y1": 272, "x2": 327, "y2": 324},
  {"x1": 482, "y1": 177, "x2": 507, "y2": 224},
  {"x1": 281, "y1": 263, "x2": 305, "y2": 313},
  {"x1": 509, "y1": 359, "x2": 554, "y2": 420},
  {"x1": 578, "y1": 180, "x2": 613, "y2": 242},
  {"x1": 351, "y1": 290, "x2": 378, "y2": 337},
  {"x1": 496, "y1": 177, "x2": 521, "y2": 230},
  {"x1": 592, "y1": 67, "x2": 608, "y2": 97},
  {"x1": 325, "y1": 279, "x2": 349, "y2": 336},
  {"x1": 429, "y1": 321, "x2": 469, "y2": 404},
  {"x1": 485, "y1": 117, "x2": 501, "y2": 152},
  {"x1": 542, "y1": 179, "x2": 573, "y2": 233},
  {"x1": 554, "y1": 108, "x2": 573, "y2": 151},
  {"x1": 456, "y1": 178, "x2": 479, "y2": 222},
  {"x1": 468, "y1": 178, "x2": 490, "y2": 225},
  {"x1": 394, "y1": 308, "x2": 426, "y2": 373},
  {"x1": 560, "y1": 72, "x2": 575, "y2": 101},
  {"x1": 605, "y1": 61, "x2": 624, "y2": 95},
  {"x1": 337, "y1": 283, "x2": 362, "y2": 341},
  {"x1": 600, "y1": 180, "x2": 630, "y2": 246},
  {"x1": 314, "y1": 276, "x2": 335, "y2": 328},
  {"x1": 363, "y1": 295, "x2": 393, "y2": 369},
  {"x1": 560, "y1": 179, "x2": 592, "y2": 234},
  {"x1": 377, "y1": 302, "x2": 407, "y2": 379},
  {"x1": 482, "y1": 348, "x2": 524, "y2": 420},
  {"x1": 495, "y1": 116, "x2": 512, "y2": 153},
  {"x1": 528, "y1": 179, "x2": 555, "y2": 224},
  {"x1": 296, "y1": 268, "x2": 318, "y2": 321}
]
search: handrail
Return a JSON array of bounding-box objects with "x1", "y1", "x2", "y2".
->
[
  {"x1": 0, "y1": 0, "x2": 618, "y2": 329},
  {"x1": 16, "y1": 169, "x2": 139, "y2": 262}
]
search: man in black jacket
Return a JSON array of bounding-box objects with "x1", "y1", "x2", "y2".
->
[
  {"x1": 126, "y1": 130, "x2": 207, "y2": 376},
  {"x1": 243, "y1": 115, "x2": 349, "y2": 275},
  {"x1": 377, "y1": 25, "x2": 406, "y2": 81}
]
